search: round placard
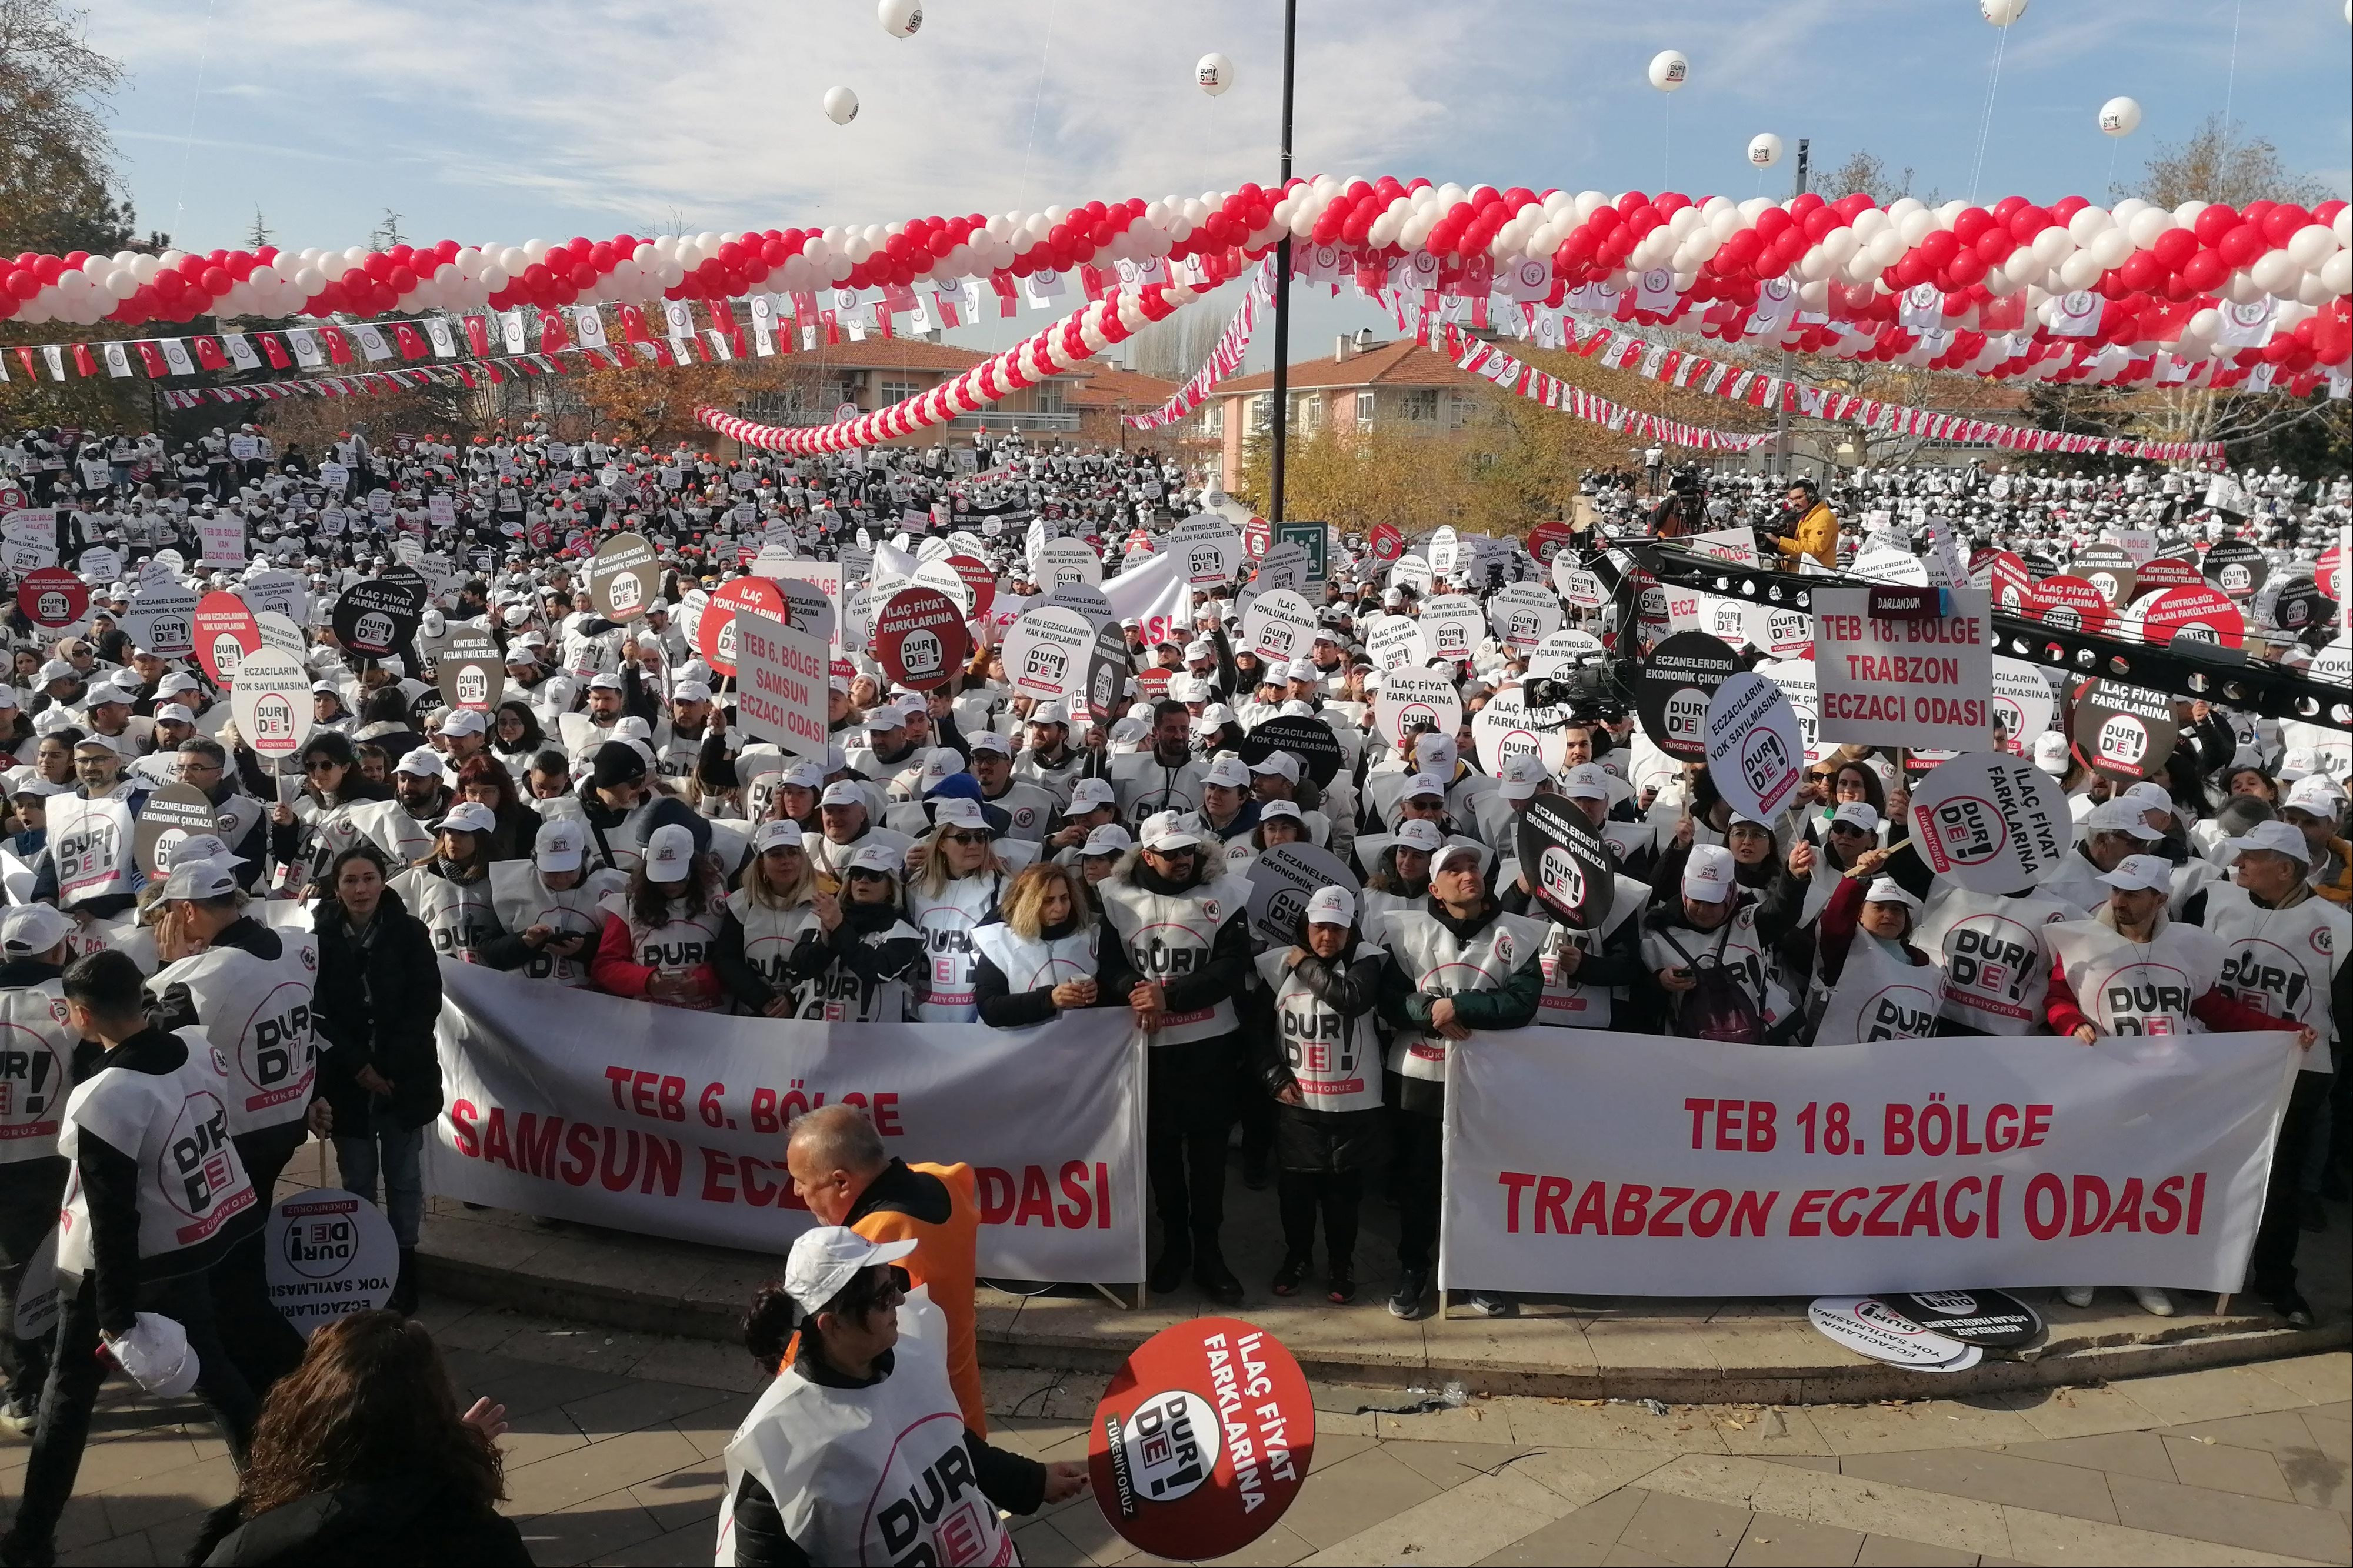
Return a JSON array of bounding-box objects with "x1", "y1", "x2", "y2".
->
[
  {"x1": 1904, "y1": 752, "x2": 2076, "y2": 894},
  {"x1": 1237, "y1": 716, "x2": 1345, "y2": 788},
  {"x1": 135, "y1": 783, "x2": 227, "y2": 879},
  {"x1": 1515, "y1": 798, "x2": 1615, "y2": 929},
  {"x1": 588, "y1": 532, "x2": 662, "y2": 621},
  {"x1": 1088, "y1": 1319, "x2": 1315, "y2": 1562},
  {"x1": 1635, "y1": 631, "x2": 1738, "y2": 761},
  {"x1": 228, "y1": 648, "x2": 315, "y2": 763},
  {"x1": 1704, "y1": 672, "x2": 1804, "y2": 822},
  {"x1": 329, "y1": 576, "x2": 425, "y2": 660},
  {"x1": 699, "y1": 576, "x2": 786, "y2": 679},
  {"x1": 874, "y1": 586, "x2": 972, "y2": 691},
  {"x1": 17, "y1": 566, "x2": 88, "y2": 630},
  {"x1": 1242, "y1": 842, "x2": 1360, "y2": 949},
  {"x1": 265, "y1": 1188, "x2": 399, "y2": 1336},
  {"x1": 194, "y1": 591, "x2": 261, "y2": 688},
  {"x1": 2068, "y1": 679, "x2": 2182, "y2": 785},
  {"x1": 1001, "y1": 607, "x2": 1096, "y2": 705},
  {"x1": 1241, "y1": 589, "x2": 1318, "y2": 663},
  {"x1": 1372, "y1": 670, "x2": 1464, "y2": 752},
  {"x1": 1367, "y1": 522, "x2": 1405, "y2": 562}
]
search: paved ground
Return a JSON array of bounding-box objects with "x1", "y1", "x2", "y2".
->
[{"x1": 4, "y1": 1296, "x2": 2344, "y2": 1567}]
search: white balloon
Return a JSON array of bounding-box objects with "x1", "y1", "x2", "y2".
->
[
  {"x1": 877, "y1": 0, "x2": 921, "y2": 37},
  {"x1": 2321, "y1": 251, "x2": 2352, "y2": 296},
  {"x1": 2097, "y1": 96, "x2": 2141, "y2": 137},
  {"x1": 1980, "y1": 0, "x2": 2028, "y2": 24},
  {"x1": 1648, "y1": 49, "x2": 1688, "y2": 91},
  {"x1": 2287, "y1": 224, "x2": 2337, "y2": 269},
  {"x1": 1747, "y1": 132, "x2": 1782, "y2": 168},
  {"x1": 823, "y1": 85, "x2": 859, "y2": 125},
  {"x1": 1196, "y1": 52, "x2": 1234, "y2": 96},
  {"x1": 2125, "y1": 208, "x2": 2174, "y2": 248}
]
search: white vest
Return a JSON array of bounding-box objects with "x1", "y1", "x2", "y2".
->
[
  {"x1": 1109, "y1": 752, "x2": 1210, "y2": 826},
  {"x1": 2046, "y1": 919, "x2": 2225, "y2": 1036},
  {"x1": 49, "y1": 793, "x2": 138, "y2": 907},
  {"x1": 0, "y1": 978, "x2": 78, "y2": 1163},
  {"x1": 488, "y1": 861, "x2": 625, "y2": 986},
  {"x1": 969, "y1": 922, "x2": 1098, "y2": 996},
  {"x1": 908, "y1": 872, "x2": 1006, "y2": 1022},
  {"x1": 149, "y1": 934, "x2": 320, "y2": 1136},
  {"x1": 1534, "y1": 874, "x2": 1648, "y2": 1030},
  {"x1": 57, "y1": 1027, "x2": 258, "y2": 1273},
  {"x1": 981, "y1": 781, "x2": 1059, "y2": 843},
  {"x1": 1252, "y1": 948, "x2": 1385, "y2": 1112},
  {"x1": 1639, "y1": 902, "x2": 1790, "y2": 1034},
  {"x1": 808, "y1": 826, "x2": 914, "y2": 888},
  {"x1": 2207, "y1": 888, "x2": 2344, "y2": 1069},
  {"x1": 714, "y1": 1296, "x2": 1006, "y2": 1568},
  {"x1": 1918, "y1": 888, "x2": 2073, "y2": 1035},
  {"x1": 1096, "y1": 873, "x2": 1251, "y2": 1045},
  {"x1": 596, "y1": 890, "x2": 724, "y2": 1010},
  {"x1": 722, "y1": 889, "x2": 826, "y2": 1010},
  {"x1": 392, "y1": 866, "x2": 503, "y2": 963},
  {"x1": 1378, "y1": 908, "x2": 1549, "y2": 1082},
  {"x1": 1813, "y1": 938, "x2": 1944, "y2": 1045}
]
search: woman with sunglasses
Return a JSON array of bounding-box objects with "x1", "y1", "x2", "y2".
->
[
  {"x1": 717, "y1": 1227, "x2": 1086, "y2": 1567},
  {"x1": 904, "y1": 798, "x2": 1011, "y2": 1023},
  {"x1": 714, "y1": 822, "x2": 826, "y2": 1018},
  {"x1": 268, "y1": 730, "x2": 396, "y2": 894}
]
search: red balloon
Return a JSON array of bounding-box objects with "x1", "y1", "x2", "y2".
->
[
  {"x1": 2151, "y1": 228, "x2": 2198, "y2": 271},
  {"x1": 2179, "y1": 249, "x2": 2226, "y2": 291},
  {"x1": 1917, "y1": 229, "x2": 1959, "y2": 269},
  {"x1": 2216, "y1": 223, "x2": 2266, "y2": 268},
  {"x1": 2192, "y1": 204, "x2": 2239, "y2": 245},
  {"x1": 386, "y1": 265, "x2": 416, "y2": 292},
  {"x1": 2007, "y1": 205, "x2": 2052, "y2": 241}
]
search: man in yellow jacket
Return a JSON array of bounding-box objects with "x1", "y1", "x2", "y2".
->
[
  {"x1": 1773, "y1": 477, "x2": 1839, "y2": 569},
  {"x1": 786, "y1": 1104, "x2": 989, "y2": 1433}
]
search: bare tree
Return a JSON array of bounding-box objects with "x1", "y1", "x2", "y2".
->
[
  {"x1": 1821, "y1": 151, "x2": 1938, "y2": 207},
  {"x1": 2117, "y1": 114, "x2": 2329, "y2": 209},
  {"x1": 369, "y1": 207, "x2": 406, "y2": 250},
  {"x1": 0, "y1": 0, "x2": 132, "y2": 254}
]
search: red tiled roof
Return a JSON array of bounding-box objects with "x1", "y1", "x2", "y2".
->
[
  {"x1": 1065, "y1": 364, "x2": 1181, "y2": 408},
  {"x1": 1217, "y1": 339, "x2": 1475, "y2": 395}
]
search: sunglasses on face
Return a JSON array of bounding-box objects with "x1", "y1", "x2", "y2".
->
[{"x1": 939, "y1": 830, "x2": 986, "y2": 847}]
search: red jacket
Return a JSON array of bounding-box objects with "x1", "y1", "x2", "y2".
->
[{"x1": 590, "y1": 912, "x2": 722, "y2": 1009}]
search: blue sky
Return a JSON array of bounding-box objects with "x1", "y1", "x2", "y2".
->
[{"x1": 88, "y1": 0, "x2": 2353, "y2": 372}]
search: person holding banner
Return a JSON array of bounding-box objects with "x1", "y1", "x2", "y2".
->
[
  {"x1": 970, "y1": 862, "x2": 1112, "y2": 1029},
  {"x1": 1377, "y1": 842, "x2": 1548, "y2": 1320},
  {"x1": 1250, "y1": 886, "x2": 1386, "y2": 1305},
  {"x1": 1096, "y1": 812, "x2": 1251, "y2": 1304},
  {"x1": 905, "y1": 799, "x2": 1014, "y2": 1024},
  {"x1": 1642, "y1": 844, "x2": 1802, "y2": 1047},
  {"x1": 2044, "y1": 853, "x2": 2311, "y2": 1317},
  {"x1": 591, "y1": 816, "x2": 726, "y2": 1011}
]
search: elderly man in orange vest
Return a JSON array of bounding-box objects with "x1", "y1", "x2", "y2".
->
[{"x1": 785, "y1": 1104, "x2": 988, "y2": 1433}]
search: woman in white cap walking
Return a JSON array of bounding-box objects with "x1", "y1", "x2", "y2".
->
[{"x1": 716, "y1": 1226, "x2": 1087, "y2": 1566}]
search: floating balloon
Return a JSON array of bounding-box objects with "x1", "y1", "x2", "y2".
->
[
  {"x1": 1979, "y1": 0, "x2": 2028, "y2": 24},
  {"x1": 1748, "y1": 132, "x2": 1783, "y2": 168},
  {"x1": 1197, "y1": 52, "x2": 1233, "y2": 96},
  {"x1": 2098, "y1": 96, "x2": 2142, "y2": 137},
  {"x1": 878, "y1": 0, "x2": 921, "y2": 38},
  {"x1": 1648, "y1": 49, "x2": 1688, "y2": 92},
  {"x1": 823, "y1": 86, "x2": 859, "y2": 125}
]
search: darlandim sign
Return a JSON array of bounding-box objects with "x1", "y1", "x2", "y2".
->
[
  {"x1": 1813, "y1": 586, "x2": 1994, "y2": 751},
  {"x1": 735, "y1": 613, "x2": 831, "y2": 762}
]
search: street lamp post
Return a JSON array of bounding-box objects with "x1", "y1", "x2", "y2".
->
[{"x1": 1268, "y1": 0, "x2": 1298, "y2": 525}]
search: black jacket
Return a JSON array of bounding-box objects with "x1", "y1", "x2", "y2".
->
[
  {"x1": 192, "y1": 1476, "x2": 534, "y2": 1566},
  {"x1": 310, "y1": 889, "x2": 445, "y2": 1130},
  {"x1": 970, "y1": 915, "x2": 1124, "y2": 1027}
]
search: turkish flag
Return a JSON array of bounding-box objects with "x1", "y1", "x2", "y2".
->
[
  {"x1": 393, "y1": 323, "x2": 428, "y2": 360},
  {"x1": 618, "y1": 304, "x2": 652, "y2": 343},
  {"x1": 319, "y1": 326, "x2": 352, "y2": 365},
  {"x1": 708, "y1": 298, "x2": 735, "y2": 331},
  {"x1": 258, "y1": 332, "x2": 291, "y2": 368},
  {"x1": 194, "y1": 336, "x2": 228, "y2": 369},
  {"x1": 71, "y1": 343, "x2": 96, "y2": 378},
  {"x1": 538, "y1": 310, "x2": 570, "y2": 354},
  {"x1": 462, "y1": 315, "x2": 492, "y2": 356},
  {"x1": 135, "y1": 341, "x2": 168, "y2": 376}
]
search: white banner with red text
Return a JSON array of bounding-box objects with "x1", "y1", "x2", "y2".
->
[
  {"x1": 424, "y1": 963, "x2": 1147, "y2": 1282},
  {"x1": 1440, "y1": 1027, "x2": 2301, "y2": 1298}
]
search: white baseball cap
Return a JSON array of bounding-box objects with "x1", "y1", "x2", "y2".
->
[
  {"x1": 441, "y1": 708, "x2": 488, "y2": 737},
  {"x1": 1499, "y1": 753, "x2": 1551, "y2": 802},
  {"x1": 159, "y1": 856, "x2": 246, "y2": 902},
  {"x1": 1682, "y1": 843, "x2": 1738, "y2": 902},
  {"x1": 1401, "y1": 773, "x2": 1447, "y2": 802},
  {"x1": 441, "y1": 802, "x2": 499, "y2": 836},
  {"x1": 2224, "y1": 819, "x2": 2312, "y2": 865},
  {"x1": 1067, "y1": 776, "x2": 1117, "y2": 813},
  {"x1": 154, "y1": 703, "x2": 194, "y2": 726},
  {"x1": 1249, "y1": 751, "x2": 1301, "y2": 783},
  {"x1": 1394, "y1": 818, "x2": 1445, "y2": 853},
  {"x1": 644, "y1": 822, "x2": 698, "y2": 882},
  {"x1": 781, "y1": 763, "x2": 825, "y2": 790},
  {"x1": 931, "y1": 796, "x2": 989, "y2": 833},
  {"x1": 1863, "y1": 876, "x2": 1921, "y2": 910},
  {"x1": 1557, "y1": 762, "x2": 1612, "y2": 802},
  {"x1": 1080, "y1": 823, "x2": 1135, "y2": 857},
  {"x1": 673, "y1": 681, "x2": 714, "y2": 705},
  {"x1": 1203, "y1": 757, "x2": 1251, "y2": 789},
  {"x1": 1305, "y1": 886, "x2": 1357, "y2": 927},
  {"x1": 0, "y1": 903, "x2": 74, "y2": 957},
  {"x1": 753, "y1": 820, "x2": 806, "y2": 853},
  {"x1": 846, "y1": 842, "x2": 903, "y2": 876},
  {"x1": 2121, "y1": 781, "x2": 2174, "y2": 815},
  {"x1": 395, "y1": 747, "x2": 448, "y2": 780},
  {"x1": 1028, "y1": 699, "x2": 1069, "y2": 726},
  {"x1": 534, "y1": 818, "x2": 585, "y2": 872},
  {"x1": 968, "y1": 730, "x2": 1012, "y2": 756},
  {"x1": 1259, "y1": 798, "x2": 1304, "y2": 823},
  {"x1": 819, "y1": 782, "x2": 867, "y2": 809},
  {"x1": 1140, "y1": 810, "x2": 1201, "y2": 852},
  {"x1": 783, "y1": 1225, "x2": 918, "y2": 1316},
  {"x1": 2283, "y1": 778, "x2": 2344, "y2": 818},
  {"x1": 2086, "y1": 799, "x2": 2164, "y2": 839},
  {"x1": 1829, "y1": 801, "x2": 1881, "y2": 832},
  {"x1": 2097, "y1": 853, "x2": 2174, "y2": 893},
  {"x1": 918, "y1": 748, "x2": 965, "y2": 792}
]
